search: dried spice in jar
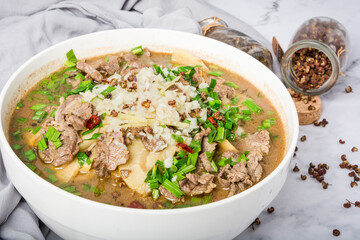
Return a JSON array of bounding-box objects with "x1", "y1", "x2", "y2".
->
[
  {"x1": 199, "y1": 17, "x2": 273, "y2": 69},
  {"x1": 292, "y1": 48, "x2": 332, "y2": 90},
  {"x1": 280, "y1": 17, "x2": 350, "y2": 96}
]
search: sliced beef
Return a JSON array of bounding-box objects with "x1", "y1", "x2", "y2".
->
[
  {"x1": 56, "y1": 95, "x2": 96, "y2": 131},
  {"x1": 91, "y1": 131, "x2": 130, "y2": 177},
  {"x1": 66, "y1": 77, "x2": 81, "y2": 89},
  {"x1": 141, "y1": 136, "x2": 167, "y2": 152},
  {"x1": 196, "y1": 135, "x2": 218, "y2": 173},
  {"x1": 179, "y1": 173, "x2": 216, "y2": 196},
  {"x1": 243, "y1": 130, "x2": 270, "y2": 182},
  {"x1": 159, "y1": 185, "x2": 180, "y2": 203},
  {"x1": 76, "y1": 61, "x2": 103, "y2": 82},
  {"x1": 100, "y1": 56, "x2": 120, "y2": 75},
  {"x1": 217, "y1": 160, "x2": 252, "y2": 188},
  {"x1": 38, "y1": 124, "x2": 81, "y2": 166},
  {"x1": 204, "y1": 77, "x2": 235, "y2": 100},
  {"x1": 193, "y1": 127, "x2": 211, "y2": 141}
]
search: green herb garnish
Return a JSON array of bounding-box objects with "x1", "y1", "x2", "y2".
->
[
  {"x1": 208, "y1": 70, "x2": 224, "y2": 77},
  {"x1": 30, "y1": 104, "x2": 47, "y2": 111},
  {"x1": 84, "y1": 133, "x2": 102, "y2": 141},
  {"x1": 77, "y1": 152, "x2": 91, "y2": 166},
  {"x1": 223, "y1": 81, "x2": 239, "y2": 89},
  {"x1": 100, "y1": 86, "x2": 116, "y2": 96},
  {"x1": 65, "y1": 49, "x2": 77, "y2": 67},
  {"x1": 24, "y1": 150, "x2": 36, "y2": 161},
  {"x1": 131, "y1": 46, "x2": 144, "y2": 55},
  {"x1": 242, "y1": 98, "x2": 263, "y2": 114}
]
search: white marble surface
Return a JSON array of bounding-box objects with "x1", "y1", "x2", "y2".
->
[{"x1": 205, "y1": 0, "x2": 360, "y2": 239}]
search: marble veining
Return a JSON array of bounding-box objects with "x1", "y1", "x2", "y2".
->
[{"x1": 205, "y1": 0, "x2": 360, "y2": 239}]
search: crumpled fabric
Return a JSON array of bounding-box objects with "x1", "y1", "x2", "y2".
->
[{"x1": 0, "y1": 1, "x2": 276, "y2": 239}]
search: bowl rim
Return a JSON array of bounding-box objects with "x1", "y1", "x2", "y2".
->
[{"x1": 0, "y1": 28, "x2": 299, "y2": 215}]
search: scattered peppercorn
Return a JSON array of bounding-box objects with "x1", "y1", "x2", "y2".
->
[
  {"x1": 267, "y1": 207, "x2": 275, "y2": 214},
  {"x1": 355, "y1": 201, "x2": 360, "y2": 207},
  {"x1": 345, "y1": 86, "x2": 352, "y2": 93},
  {"x1": 300, "y1": 136, "x2": 307, "y2": 142},
  {"x1": 333, "y1": 229, "x2": 340, "y2": 237},
  {"x1": 168, "y1": 100, "x2": 176, "y2": 106},
  {"x1": 322, "y1": 181, "x2": 328, "y2": 189},
  {"x1": 308, "y1": 105, "x2": 316, "y2": 111},
  {"x1": 343, "y1": 200, "x2": 351, "y2": 208},
  {"x1": 339, "y1": 139, "x2": 345, "y2": 144},
  {"x1": 350, "y1": 181, "x2": 358, "y2": 188},
  {"x1": 295, "y1": 146, "x2": 298, "y2": 152},
  {"x1": 341, "y1": 154, "x2": 347, "y2": 161},
  {"x1": 352, "y1": 147, "x2": 358, "y2": 152},
  {"x1": 110, "y1": 110, "x2": 118, "y2": 117},
  {"x1": 313, "y1": 118, "x2": 328, "y2": 127},
  {"x1": 301, "y1": 174, "x2": 307, "y2": 180},
  {"x1": 293, "y1": 164, "x2": 300, "y2": 172}
]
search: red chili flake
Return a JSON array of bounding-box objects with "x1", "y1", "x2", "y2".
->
[
  {"x1": 128, "y1": 200, "x2": 145, "y2": 209},
  {"x1": 85, "y1": 115, "x2": 101, "y2": 130},
  {"x1": 208, "y1": 116, "x2": 218, "y2": 128},
  {"x1": 177, "y1": 143, "x2": 194, "y2": 153}
]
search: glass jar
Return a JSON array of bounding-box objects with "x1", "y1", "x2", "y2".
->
[
  {"x1": 281, "y1": 17, "x2": 350, "y2": 95},
  {"x1": 199, "y1": 17, "x2": 273, "y2": 69}
]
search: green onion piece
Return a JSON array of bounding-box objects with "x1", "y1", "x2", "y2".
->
[
  {"x1": 84, "y1": 133, "x2": 102, "y2": 141},
  {"x1": 240, "y1": 132, "x2": 247, "y2": 138},
  {"x1": 24, "y1": 149, "x2": 36, "y2": 161},
  {"x1": 47, "y1": 174, "x2": 58, "y2": 183},
  {"x1": 25, "y1": 162, "x2": 36, "y2": 171},
  {"x1": 171, "y1": 134, "x2": 184, "y2": 143},
  {"x1": 179, "y1": 164, "x2": 196, "y2": 174},
  {"x1": 187, "y1": 153, "x2": 198, "y2": 166},
  {"x1": 224, "y1": 121, "x2": 233, "y2": 130},
  {"x1": 90, "y1": 186, "x2": 104, "y2": 194},
  {"x1": 30, "y1": 103, "x2": 47, "y2": 111},
  {"x1": 208, "y1": 70, "x2": 224, "y2": 77},
  {"x1": 131, "y1": 46, "x2": 144, "y2": 55},
  {"x1": 65, "y1": 49, "x2": 77, "y2": 67},
  {"x1": 16, "y1": 102, "x2": 23, "y2": 109},
  {"x1": 83, "y1": 184, "x2": 91, "y2": 191},
  {"x1": 209, "y1": 99, "x2": 222, "y2": 109},
  {"x1": 148, "y1": 179, "x2": 159, "y2": 189},
  {"x1": 45, "y1": 126, "x2": 61, "y2": 142},
  {"x1": 152, "y1": 189, "x2": 160, "y2": 200},
  {"x1": 210, "y1": 160, "x2": 218, "y2": 172},
  {"x1": 50, "y1": 109, "x2": 56, "y2": 118},
  {"x1": 100, "y1": 86, "x2": 116, "y2": 96},
  {"x1": 183, "y1": 119, "x2": 191, "y2": 124},
  {"x1": 38, "y1": 137, "x2": 48, "y2": 151},
  {"x1": 104, "y1": 56, "x2": 110, "y2": 62},
  {"x1": 12, "y1": 144, "x2": 23, "y2": 150},
  {"x1": 217, "y1": 157, "x2": 232, "y2": 167},
  {"x1": 75, "y1": 73, "x2": 85, "y2": 80},
  {"x1": 203, "y1": 194, "x2": 212, "y2": 204},
  {"x1": 215, "y1": 127, "x2": 225, "y2": 142},
  {"x1": 81, "y1": 128, "x2": 96, "y2": 136},
  {"x1": 162, "y1": 179, "x2": 184, "y2": 198},
  {"x1": 209, "y1": 78, "x2": 217, "y2": 89},
  {"x1": 231, "y1": 97, "x2": 239, "y2": 105},
  {"x1": 32, "y1": 111, "x2": 47, "y2": 121},
  {"x1": 13, "y1": 130, "x2": 21, "y2": 136},
  {"x1": 189, "y1": 139, "x2": 201, "y2": 153},
  {"x1": 16, "y1": 117, "x2": 27, "y2": 123},
  {"x1": 190, "y1": 197, "x2": 203, "y2": 205},
  {"x1": 32, "y1": 126, "x2": 41, "y2": 134},
  {"x1": 237, "y1": 151, "x2": 249, "y2": 163},
  {"x1": 67, "y1": 80, "x2": 94, "y2": 96},
  {"x1": 242, "y1": 98, "x2": 263, "y2": 114},
  {"x1": 223, "y1": 81, "x2": 239, "y2": 89},
  {"x1": 52, "y1": 139, "x2": 63, "y2": 149},
  {"x1": 77, "y1": 152, "x2": 91, "y2": 166},
  {"x1": 44, "y1": 167, "x2": 55, "y2": 174}
]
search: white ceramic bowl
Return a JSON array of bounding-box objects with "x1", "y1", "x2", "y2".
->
[{"x1": 0, "y1": 29, "x2": 298, "y2": 240}]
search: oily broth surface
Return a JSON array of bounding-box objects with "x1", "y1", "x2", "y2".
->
[{"x1": 9, "y1": 52, "x2": 285, "y2": 209}]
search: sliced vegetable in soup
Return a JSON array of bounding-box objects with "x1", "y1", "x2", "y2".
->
[{"x1": 9, "y1": 47, "x2": 286, "y2": 209}]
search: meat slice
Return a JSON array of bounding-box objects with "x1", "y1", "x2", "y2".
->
[
  {"x1": 141, "y1": 136, "x2": 167, "y2": 152},
  {"x1": 217, "y1": 160, "x2": 252, "y2": 188},
  {"x1": 196, "y1": 135, "x2": 218, "y2": 173},
  {"x1": 204, "y1": 77, "x2": 235, "y2": 100},
  {"x1": 243, "y1": 129, "x2": 271, "y2": 182},
  {"x1": 159, "y1": 185, "x2": 180, "y2": 203},
  {"x1": 193, "y1": 127, "x2": 211, "y2": 141},
  {"x1": 76, "y1": 61, "x2": 103, "y2": 82},
  {"x1": 179, "y1": 173, "x2": 216, "y2": 196},
  {"x1": 100, "y1": 56, "x2": 120, "y2": 75},
  {"x1": 56, "y1": 95, "x2": 96, "y2": 131},
  {"x1": 91, "y1": 131, "x2": 130, "y2": 177},
  {"x1": 38, "y1": 124, "x2": 81, "y2": 166}
]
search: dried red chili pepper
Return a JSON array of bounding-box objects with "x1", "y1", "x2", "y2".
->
[
  {"x1": 177, "y1": 143, "x2": 194, "y2": 153},
  {"x1": 86, "y1": 115, "x2": 101, "y2": 130},
  {"x1": 208, "y1": 116, "x2": 218, "y2": 128},
  {"x1": 128, "y1": 200, "x2": 145, "y2": 209}
]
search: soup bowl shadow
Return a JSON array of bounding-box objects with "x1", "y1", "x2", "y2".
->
[{"x1": 0, "y1": 29, "x2": 299, "y2": 240}]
